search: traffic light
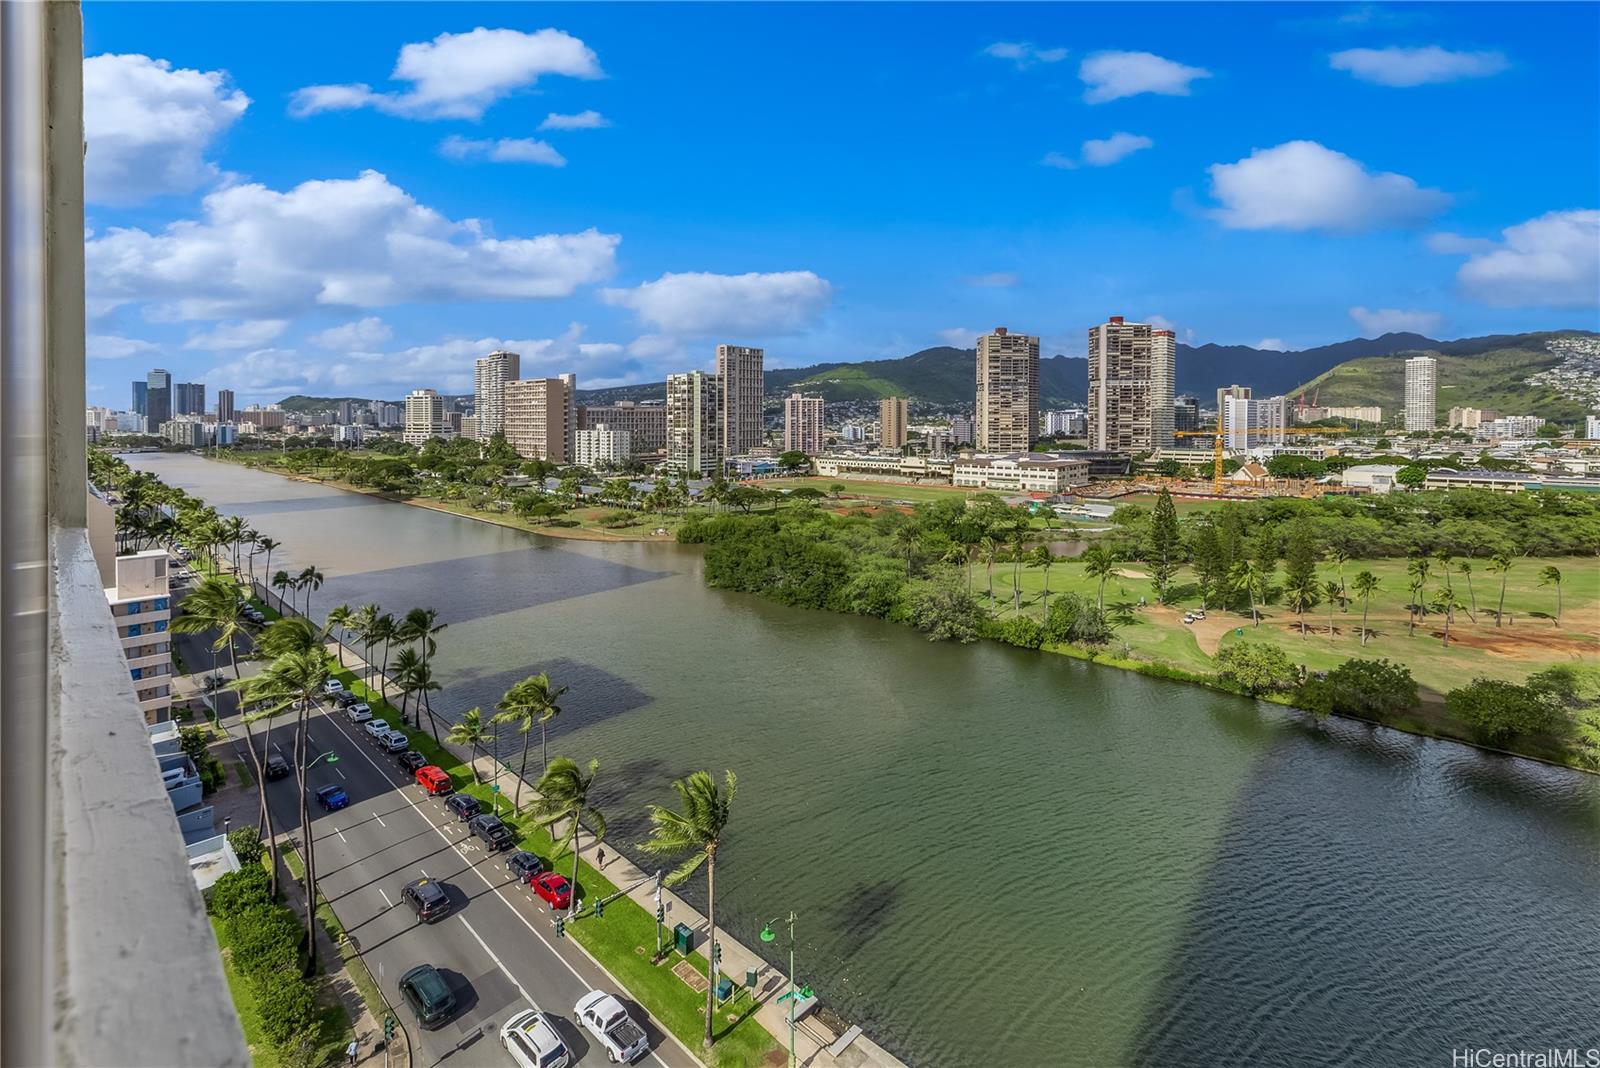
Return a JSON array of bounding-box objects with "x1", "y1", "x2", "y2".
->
[
  {"x1": 554, "y1": 916, "x2": 565, "y2": 939},
  {"x1": 655, "y1": 903, "x2": 665, "y2": 924},
  {"x1": 594, "y1": 897, "x2": 604, "y2": 919},
  {"x1": 383, "y1": 1015, "x2": 395, "y2": 1042},
  {"x1": 712, "y1": 940, "x2": 722, "y2": 965}
]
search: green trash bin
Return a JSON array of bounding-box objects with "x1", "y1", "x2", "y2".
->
[{"x1": 672, "y1": 922, "x2": 693, "y2": 955}]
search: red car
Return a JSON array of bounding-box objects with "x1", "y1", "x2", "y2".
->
[
  {"x1": 415, "y1": 766, "x2": 453, "y2": 796},
  {"x1": 531, "y1": 872, "x2": 572, "y2": 910}
]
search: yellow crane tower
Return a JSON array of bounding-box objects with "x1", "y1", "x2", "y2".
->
[{"x1": 1174, "y1": 426, "x2": 1349, "y2": 495}]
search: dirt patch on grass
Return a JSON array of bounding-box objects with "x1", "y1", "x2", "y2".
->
[
  {"x1": 1424, "y1": 625, "x2": 1599, "y2": 660},
  {"x1": 1112, "y1": 567, "x2": 1149, "y2": 579}
]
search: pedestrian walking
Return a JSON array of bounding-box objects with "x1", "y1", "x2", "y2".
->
[
  {"x1": 346, "y1": 1038, "x2": 359, "y2": 1065},
  {"x1": 597, "y1": 846, "x2": 607, "y2": 870}
]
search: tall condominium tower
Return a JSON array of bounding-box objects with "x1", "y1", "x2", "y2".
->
[
  {"x1": 145, "y1": 368, "x2": 171, "y2": 432},
  {"x1": 716, "y1": 344, "x2": 764, "y2": 458},
  {"x1": 1216, "y1": 384, "x2": 1251, "y2": 426},
  {"x1": 879, "y1": 396, "x2": 908, "y2": 450},
  {"x1": 975, "y1": 328, "x2": 1039, "y2": 451},
  {"x1": 578, "y1": 402, "x2": 667, "y2": 454},
  {"x1": 504, "y1": 377, "x2": 573, "y2": 462},
  {"x1": 474, "y1": 350, "x2": 521, "y2": 439},
  {"x1": 667, "y1": 371, "x2": 723, "y2": 475},
  {"x1": 216, "y1": 389, "x2": 235, "y2": 424},
  {"x1": 403, "y1": 388, "x2": 451, "y2": 444},
  {"x1": 1086, "y1": 317, "x2": 1175, "y2": 452},
  {"x1": 784, "y1": 392, "x2": 825, "y2": 456},
  {"x1": 131, "y1": 380, "x2": 148, "y2": 417},
  {"x1": 172, "y1": 382, "x2": 206, "y2": 417},
  {"x1": 1404, "y1": 356, "x2": 1437, "y2": 431}
]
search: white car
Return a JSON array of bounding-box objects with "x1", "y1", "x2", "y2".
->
[
  {"x1": 574, "y1": 991, "x2": 648, "y2": 1064},
  {"x1": 380, "y1": 729, "x2": 409, "y2": 752},
  {"x1": 500, "y1": 1009, "x2": 571, "y2": 1068},
  {"x1": 363, "y1": 719, "x2": 392, "y2": 740},
  {"x1": 322, "y1": 679, "x2": 346, "y2": 696},
  {"x1": 346, "y1": 703, "x2": 373, "y2": 723}
]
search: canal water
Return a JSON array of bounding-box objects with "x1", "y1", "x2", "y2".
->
[{"x1": 130, "y1": 453, "x2": 1600, "y2": 1067}]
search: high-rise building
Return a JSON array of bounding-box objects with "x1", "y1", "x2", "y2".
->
[
  {"x1": 667, "y1": 370, "x2": 722, "y2": 475},
  {"x1": 1251, "y1": 396, "x2": 1288, "y2": 445},
  {"x1": 950, "y1": 413, "x2": 976, "y2": 447},
  {"x1": 1174, "y1": 395, "x2": 1200, "y2": 433},
  {"x1": 783, "y1": 392, "x2": 825, "y2": 456},
  {"x1": 145, "y1": 369, "x2": 171, "y2": 432},
  {"x1": 1044, "y1": 408, "x2": 1087, "y2": 436},
  {"x1": 716, "y1": 344, "x2": 764, "y2": 457},
  {"x1": 1086, "y1": 317, "x2": 1173, "y2": 452},
  {"x1": 1223, "y1": 395, "x2": 1252, "y2": 450},
  {"x1": 574, "y1": 424, "x2": 631, "y2": 468},
  {"x1": 1404, "y1": 356, "x2": 1437, "y2": 431},
  {"x1": 504, "y1": 377, "x2": 573, "y2": 462},
  {"x1": 216, "y1": 388, "x2": 235, "y2": 424},
  {"x1": 403, "y1": 388, "x2": 451, "y2": 444},
  {"x1": 975, "y1": 328, "x2": 1039, "y2": 451},
  {"x1": 879, "y1": 396, "x2": 908, "y2": 450},
  {"x1": 474, "y1": 350, "x2": 521, "y2": 440},
  {"x1": 105, "y1": 549, "x2": 174, "y2": 723},
  {"x1": 1216, "y1": 384, "x2": 1251, "y2": 425},
  {"x1": 172, "y1": 382, "x2": 205, "y2": 417},
  {"x1": 131, "y1": 379, "x2": 147, "y2": 417},
  {"x1": 578, "y1": 402, "x2": 667, "y2": 454}
]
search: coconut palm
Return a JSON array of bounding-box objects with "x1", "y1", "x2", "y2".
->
[
  {"x1": 351, "y1": 603, "x2": 379, "y2": 686},
  {"x1": 324, "y1": 604, "x2": 354, "y2": 667},
  {"x1": 1008, "y1": 521, "x2": 1030, "y2": 612},
  {"x1": 1028, "y1": 545, "x2": 1057, "y2": 616},
  {"x1": 392, "y1": 647, "x2": 422, "y2": 726},
  {"x1": 1284, "y1": 571, "x2": 1322, "y2": 639},
  {"x1": 244, "y1": 530, "x2": 262, "y2": 584},
  {"x1": 1327, "y1": 546, "x2": 1351, "y2": 610},
  {"x1": 979, "y1": 535, "x2": 999, "y2": 602},
  {"x1": 270, "y1": 570, "x2": 293, "y2": 614},
  {"x1": 1457, "y1": 560, "x2": 1478, "y2": 620},
  {"x1": 1229, "y1": 559, "x2": 1265, "y2": 626},
  {"x1": 1406, "y1": 558, "x2": 1432, "y2": 620},
  {"x1": 401, "y1": 608, "x2": 447, "y2": 709},
  {"x1": 1323, "y1": 580, "x2": 1342, "y2": 640},
  {"x1": 1538, "y1": 565, "x2": 1563, "y2": 625},
  {"x1": 493, "y1": 673, "x2": 569, "y2": 810},
  {"x1": 405, "y1": 660, "x2": 443, "y2": 745},
  {"x1": 1406, "y1": 575, "x2": 1423, "y2": 636},
  {"x1": 253, "y1": 616, "x2": 320, "y2": 659},
  {"x1": 296, "y1": 564, "x2": 324, "y2": 618},
  {"x1": 640, "y1": 769, "x2": 737, "y2": 1050},
  {"x1": 447, "y1": 708, "x2": 496, "y2": 784},
  {"x1": 1430, "y1": 588, "x2": 1465, "y2": 647},
  {"x1": 369, "y1": 613, "x2": 398, "y2": 703},
  {"x1": 256, "y1": 536, "x2": 281, "y2": 597},
  {"x1": 1356, "y1": 572, "x2": 1382, "y2": 645},
  {"x1": 891, "y1": 524, "x2": 919, "y2": 578},
  {"x1": 1487, "y1": 551, "x2": 1515, "y2": 626},
  {"x1": 529, "y1": 757, "x2": 605, "y2": 924},
  {"x1": 1083, "y1": 545, "x2": 1119, "y2": 615}
]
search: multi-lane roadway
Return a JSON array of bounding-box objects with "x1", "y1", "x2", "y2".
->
[{"x1": 256, "y1": 701, "x2": 698, "y2": 1068}]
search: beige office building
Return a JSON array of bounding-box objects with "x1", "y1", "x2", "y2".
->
[
  {"x1": 505, "y1": 376, "x2": 574, "y2": 462},
  {"x1": 579, "y1": 401, "x2": 667, "y2": 454},
  {"x1": 879, "y1": 396, "x2": 908, "y2": 450},
  {"x1": 716, "y1": 344, "x2": 764, "y2": 457},
  {"x1": 975, "y1": 328, "x2": 1039, "y2": 451},
  {"x1": 1405, "y1": 356, "x2": 1438, "y2": 431},
  {"x1": 474, "y1": 350, "x2": 521, "y2": 439},
  {"x1": 667, "y1": 371, "x2": 723, "y2": 475},
  {"x1": 1087, "y1": 317, "x2": 1176, "y2": 452},
  {"x1": 784, "y1": 393, "x2": 825, "y2": 456},
  {"x1": 403, "y1": 388, "x2": 452, "y2": 444}
]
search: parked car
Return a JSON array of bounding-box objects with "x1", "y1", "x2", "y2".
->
[
  {"x1": 574, "y1": 991, "x2": 649, "y2": 1064},
  {"x1": 332, "y1": 690, "x2": 357, "y2": 708},
  {"x1": 1194, "y1": 609, "x2": 1208, "y2": 620},
  {"x1": 322, "y1": 679, "x2": 345, "y2": 696},
  {"x1": 315, "y1": 784, "x2": 349, "y2": 811},
  {"x1": 400, "y1": 878, "x2": 452, "y2": 923},
  {"x1": 398, "y1": 964, "x2": 457, "y2": 1030},
  {"x1": 396, "y1": 750, "x2": 427, "y2": 773},
  {"x1": 506, "y1": 851, "x2": 545, "y2": 884},
  {"x1": 415, "y1": 766, "x2": 453, "y2": 796},
  {"x1": 242, "y1": 608, "x2": 265, "y2": 624},
  {"x1": 380, "y1": 730, "x2": 409, "y2": 753},
  {"x1": 531, "y1": 872, "x2": 572, "y2": 911},
  {"x1": 469, "y1": 814, "x2": 515, "y2": 851},
  {"x1": 346, "y1": 703, "x2": 373, "y2": 724},
  {"x1": 363, "y1": 719, "x2": 392, "y2": 740},
  {"x1": 1183, "y1": 614, "x2": 1195, "y2": 624},
  {"x1": 445, "y1": 795, "x2": 482, "y2": 822},
  {"x1": 264, "y1": 753, "x2": 291, "y2": 781},
  {"x1": 500, "y1": 1009, "x2": 571, "y2": 1068}
]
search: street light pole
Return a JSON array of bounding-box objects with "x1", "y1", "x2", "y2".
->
[{"x1": 761, "y1": 910, "x2": 799, "y2": 1068}]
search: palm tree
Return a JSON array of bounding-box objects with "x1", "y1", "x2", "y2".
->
[
  {"x1": 402, "y1": 608, "x2": 447, "y2": 710},
  {"x1": 1406, "y1": 558, "x2": 1431, "y2": 620},
  {"x1": 244, "y1": 531, "x2": 262, "y2": 584},
  {"x1": 980, "y1": 535, "x2": 999, "y2": 602},
  {"x1": 492, "y1": 673, "x2": 569, "y2": 810},
  {"x1": 447, "y1": 708, "x2": 496, "y2": 784},
  {"x1": 1457, "y1": 560, "x2": 1478, "y2": 620},
  {"x1": 324, "y1": 604, "x2": 354, "y2": 667},
  {"x1": 270, "y1": 570, "x2": 293, "y2": 614},
  {"x1": 1284, "y1": 572, "x2": 1321, "y2": 639},
  {"x1": 1539, "y1": 565, "x2": 1563, "y2": 625},
  {"x1": 1028, "y1": 545, "x2": 1057, "y2": 616},
  {"x1": 1229, "y1": 559, "x2": 1264, "y2": 626},
  {"x1": 1327, "y1": 546, "x2": 1351, "y2": 610},
  {"x1": 1352, "y1": 570, "x2": 1379, "y2": 646},
  {"x1": 891, "y1": 524, "x2": 918, "y2": 578},
  {"x1": 392, "y1": 647, "x2": 422, "y2": 726},
  {"x1": 641, "y1": 769, "x2": 737, "y2": 1050},
  {"x1": 256, "y1": 536, "x2": 280, "y2": 597},
  {"x1": 370, "y1": 613, "x2": 398, "y2": 703},
  {"x1": 1082, "y1": 545, "x2": 1118, "y2": 615},
  {"x1": 296, "y1": 564, "x2": 324, "y2": 618},
  {"x1": 1488, "y1": 551, "x2": 1515, "y2": 626},
  {"x1": 1406, "y1": 576, "x2": 1423, "y2": 636},
  {"x1": 532, "y1": 757, "x2": 606, "y2": 922},
  {"x1": 1008, "y1": 522, "x2": 1029, "y2": 612},
  {"x1": 1323, "y1": 580, "x2": 1342, "y2": 640},
  {"x1": 405, "y1": 660, "x2": 443, "y2": 745},
  {"x1": 351, "y1": 603, "x2": 379, "y2": 686},
  {"x1": 1430, "y1": 589, "x2": 1464, "y2": 647},
  {"x1": 221, "y1": 515, "x2": 247, "y2": 575}
]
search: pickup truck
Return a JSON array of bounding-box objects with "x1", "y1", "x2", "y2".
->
[{"x1": 574, "y1": 991, "x2": 649, "y2": 1064}]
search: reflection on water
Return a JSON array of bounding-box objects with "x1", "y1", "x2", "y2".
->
[{"x1": 130, "y1": 454, "x2": 1600, "y2": 1067}]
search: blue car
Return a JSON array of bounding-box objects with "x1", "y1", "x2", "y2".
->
[{"x1": 315, "y1": 784, "x2": 350, "y2": 811}]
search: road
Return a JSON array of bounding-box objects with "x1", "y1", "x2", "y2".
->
[{"x1": 255, "y1": 701, "x2": 699, "y2": 1068}]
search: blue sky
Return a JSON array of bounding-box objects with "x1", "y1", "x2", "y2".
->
[{"x1": 83, "y1": 2, "x2": 1600, "y2": 405}]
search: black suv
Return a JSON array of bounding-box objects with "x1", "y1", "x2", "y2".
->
[
  {"x1": 396, "y1": 750, "x2": 427, "y2": 773},
  {"x1": 398, "y1": 964, "x2": 456, "y2": 1030},
  {"x1": 445, "y1": 794, "x2": 482, "y2": 822},
  {"x1": 506, "y1": 851, "x2": 544, "y2": 883},
  {"x1": 469, "y1": 814, "x2": 514, "y2": 851},
  {"x1": 400, "y1": 878, "x2": 452, "y2": 923},
  {"x1": 332, "y1": 690, "x2": 357, "y2": 708},
  {"x1": 264, "y1": 754, "x2": 291, "y2": 781}
]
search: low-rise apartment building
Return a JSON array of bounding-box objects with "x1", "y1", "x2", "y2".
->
[
  {"x1": 815, "y1": 453, "x2": 954, "y2": 483},
  {"x1": 952, "y1": 452, "x2": 1091, "y2": 494},
  {"x1": 106, "y1": 549, "x2": 174, "y2": 722},
  {"x1": 578, "y1": 401, "x2": 667, "y2": 454}
]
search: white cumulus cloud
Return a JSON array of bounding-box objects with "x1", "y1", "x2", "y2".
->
[
  {"x1": 602, "y1": 271, "x2": 832, "y2": 336},
  {"x1": 83, "y1": 53, "x2": 249, "y2": 205},
  {"x1": 291, "y1": 27, "x2": 602, "y2": 120},
  {"x1": 86, "y1": 169, "x2": 619, "y2": 321},
  {"x1": 311, "y1": 317, "x2": 393, "y2": 350},
  {"x1": 1256, "y1": 338, "x2": 1288, "y2": 351},
  {"x1": 440, "y1": 135, "x2": 566, "y2": 166},
  {"x1": 1448, "y1": 209, "x2": 1600, "y2": 307},
  {"x1": 1330, "y1": 46, "x2": 1507, "y2": 87},
  {"x1": 1348, "y1": 307, "x2": 1443, "y2": 334},
  {"x1": 1079, "y1": 51, "x2": 1210, "y2": 103},
  {"x1": 87, "y1": 334, "x2": 162, "y2": 360},
  {"x1": 539, "y1": 110, "x2": 609, "y2": 130},
  {"x1": 1426, "y1": 232, "x2": 1498, "y2": 254},
  {"x1": 184, "y1": 319, "x2": 289, "y2": 350},
  {"x1": 938, "y1": 328, "x2": 977, "y2": 348},
  {"x1": 1081, "y1": 132, "x2": 1154, "y2": 166},
  {"x1": 1206, "y1": 140, "x2": 1448, "y2": 231},
  {"x1": 983, "y1": 42, "x2": 1069, "y2": 70}
]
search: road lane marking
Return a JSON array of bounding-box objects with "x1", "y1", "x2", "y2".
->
[
  {"x1": 318, "y1": 707, "x2": 684, "y2": 1068},
  {"x1": 460, "y1": 915, "x2": 537, "y2": 1010},
  {"x1": 378, "y1": 888, "x2": 392, "y2": 908},
  {"x1": 374, "y1": 813, "x2": 386, "y2": 827},
  {"x1": 334, "y1": 826, "x2": 348, "y2": 843}
]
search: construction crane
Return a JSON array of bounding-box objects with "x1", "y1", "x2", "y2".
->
[{"x1": 1174, "y1": 426, "x2": 1349, "y2": 495}]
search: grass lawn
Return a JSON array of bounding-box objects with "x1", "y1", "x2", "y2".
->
[
  {"x1": 763, "y1": 476, "x2": 978, "y2": 504},
  {"x1": 210, "y1": 915, "x2": 353, "y2": 1068},
  {"x1": 326, "y1": 665, "x2": 783, "y2": 1068}
]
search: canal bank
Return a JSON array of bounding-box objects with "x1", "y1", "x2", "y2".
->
[{"x1": 130, "y1": 452, "x2": 1600, "y2": 1068}]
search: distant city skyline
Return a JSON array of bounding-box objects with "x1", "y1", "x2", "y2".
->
[{"x1": 80, "y1": 4, "x2": 1598, "y2": 404}]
